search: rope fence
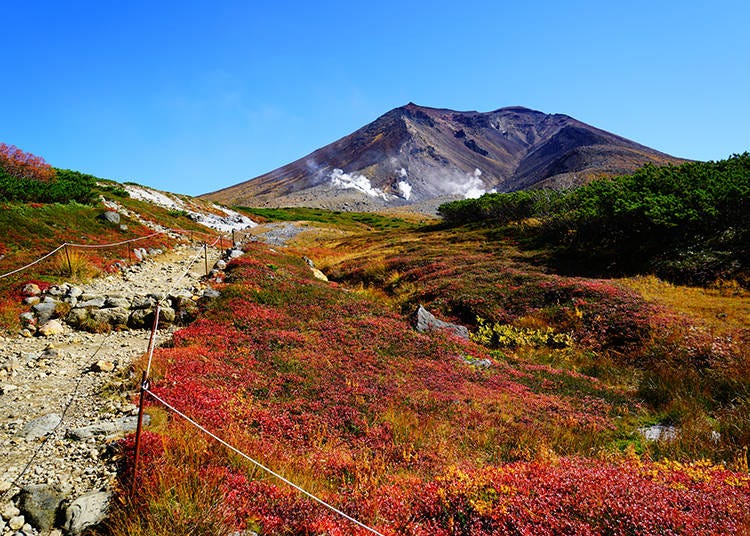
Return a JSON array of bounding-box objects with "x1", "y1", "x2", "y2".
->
[{"x1": 0, "y1": 223, "x2": 376, "y2": 533}]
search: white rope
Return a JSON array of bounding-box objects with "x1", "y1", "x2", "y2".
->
[
  {"x1": 0, "y1": 243, "x2": 67, "y2": 279},
  {"x1": 144, "y1": 389, "x2": 385, "y2": 536},
  {"x1": 67, "y1": 231, "x2": 164, "y2": 248}
]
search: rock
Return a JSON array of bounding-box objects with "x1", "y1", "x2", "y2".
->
[
  {"x1": 38, "y1": 319, "x2": 65, "y2": 337},
  {"x1": 22, "y1": 296, "x2": 40, "y2": 306},
  {"x1": 90, "y1": 307, "x2": 129, "y2": 328},
  {"x1": 91, "y1": 360, "x2": 115, "y2": 373},
  {"x1": 157, "y1": 306, "x2": 176, "y2": 325},
  {"x1": 310, "y1": 267, "x2": 328, "y2": 281},
  {"x1": 215, "y1": 259, "x2": 227, "y2": 270},
  {"x1": 75, "y1": 296, "x2": 106, "y2": 309},
  {"x1": 32, "y1": 299, "x2": 58, "y2": 325},
  {"x1": 18, "y1": 414, "x2": 61, "y2": 440},
  {"x1": 47, "y1": 285, "x2": 67, "y2": 297},
  {"x1": 67, "y1": 415, "x2": 149, "y2": 440},
  {"x1": 2, "y1": 502, "x2": 20, "y2": 519},
  {"x1": 8, "y1": 515, "x2": 24, "y2": 530},
  {"x1": 99, "y1": 211, "x2": 120, "y2": 224},
  {"x1": 127, "y1": 309, "x2": 151, "y2": 329},
  {"x1": 19, "y1": 312, "x2": 36, "y2": 327},
  {"x1": 22, "y1": 284, "x2": 41, "y2": 297},
  {"x1": 67, "y1": 286, "x2": 83, "y2": 299},
  {"x1": 133, "y1": 248, "x2": 147, "y2": 261},
  {"x1": 412, "y1": 305, "x2": 469, "y2": 340},
  {"x1": 201, "y1": 288, "x2": 221, "y2": 300},
  {"x1": 228, "y1": 248, "x2": 244, "y2": 259},
  {"x1": 62, "y1": 491, "x2": 110, "y2": 534},
  {"x1": 130, "y1": 295, "x2": 156, "y2": 310},
  {"x1": 20, "y1": 328, "x2": 34, "y2": 338},
  {"x1": 1, "y1": 384, "x2": 19, "y2": 395},
  {"x1": 0, "y1": 480, "x2": 11, "y2": 493},
  {"x1": 104, "y1": 296, "x2": 130, "y2": 309},
  {"x1": 119, "y1": 224, "x2": 128, "y2": 231},
  {"x1": 18, "y1": 484, "x2": 65, "y2": 531},
  {"x1": 638, "y1": 424, "x2": 679, "y2": 442},
  {"x1": 65, "y1": 309, "x2": 91, "y2": 328}
]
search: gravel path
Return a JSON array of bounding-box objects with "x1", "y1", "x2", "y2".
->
[{"x1": 0, "y1": 242, "x2": 221, "y2": 534}]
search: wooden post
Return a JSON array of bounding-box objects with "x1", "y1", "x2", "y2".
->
[
  {"x1": 203, "y1": 242, "x2": 208, "y2": 276},
  {"x1": 232, "y1": 229, "x2": 236, "y2": 247},
  {"x1": 64, "y1": 245, "x2": 73, "y2": 276},
  {"x1": 130, "y1": 371, "x2": 148, "y2": 498}
]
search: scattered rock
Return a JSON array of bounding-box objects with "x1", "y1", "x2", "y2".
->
[
  {"x1": 412, "y1": 305, "x2": 469, "y2": 340},
  {"x1": 62, "y1": 490, "x2": 110, "y2": 535},
  {"x1": 67, "y1": 415, "x2": 149, "y2": 441},
  {"x1": 22, "y1": 284, "x2": 42, "y2": 297},
  {"x1": 91, "y1": 360, "x2": 115, "y2": 373},
  {"x1": 8, "y1": 514, "x2": 25, "y2": 530},
  {"x1": 99, "y1": 211, "x2": 120, "y2": 224},
  {"x1": 1, "y1": 502, "x2": 20, "y2": 519},
  {"x1": 18, "y1": 414, "x2": 62, "y2": 440},
  {"x1": 38, "y1": 319, "x2": 65, "y2": 337},
  {"x1": 18, "y1": 484, "x2": 65, "y2": 532},
  {"x1": 638, "y1": 424, "x2": 678, "y2": 442}
]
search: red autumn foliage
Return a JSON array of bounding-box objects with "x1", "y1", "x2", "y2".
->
[{"x1": 0, "y1": 142, "x2": 55, "y2": 182}]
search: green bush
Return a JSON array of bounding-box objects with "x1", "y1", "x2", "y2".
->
[
  {"x1": 0, "y1": 167, "x2": 97, "y2": 204},
  {"x1": 471, "y1": 317, "x2": 573, "y2": 349}
]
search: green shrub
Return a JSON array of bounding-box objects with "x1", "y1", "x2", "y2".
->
[{"x1": 471, "y1": 317, "x2": 573, "y2": 349}]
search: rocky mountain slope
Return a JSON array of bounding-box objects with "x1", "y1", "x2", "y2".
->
[{"x1": 202, "y1": 103, "x2": 684, "y2": 211}]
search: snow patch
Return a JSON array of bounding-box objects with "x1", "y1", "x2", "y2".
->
[{"x1": 329, "y1": 169, "x2": 391, "y2": 200}]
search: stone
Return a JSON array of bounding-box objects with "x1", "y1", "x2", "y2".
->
[
  {"x1": 47, "y1": 285, "x2": 67, "y2": 297},
  {"x1": 8, "y1": 515, "x2": 24, "y2": 530},
  {"x1": 1, "y1": 384, "x2": 19, "y2": 395},
  {"x1": 18, "y1": 484, "x2": 65, "y2": 531},
  {"x1": 99, "y1": 211, "x2": 120, "y2": 224},
  {"x1": 133, "y1": 248, "x2": 147, "y2": 261},
  {"x1": 310, "y1": 267, "x2": 328, "y2": 281},
  {"x1": 38, "y1": 319, "x2": 65, "y2": 337},
  {"x1": 127, "y1": 309, "x2": 151, "y2": 329},
  {"x1": 228, "y1": 248, "x2": 244, "y2": 259},
  {"x1": 90, "y1": 307, "x2": 129, "y2": 328},
  {"x1": 91, "y1": 360, "x2": 115, "y2": 373},
  {"x1": 104, "y1": 296, "x2": 130, "y2": 309},
  {"x1": 67, "y1": 415, "x2": 149, "y2": 440},
  {"x1": 32, "y1": 300, "x2": 58, "y2": 325},
  {"x1": 638, "y1": 424, "x2": 679, "y2": 442},
  {"x1": 157, "y1": 305, "x2": 176, "y2": 324},
  {"x1": 62, "y1": 490, "x2": 110, "y2": 534},
  {"x1": 65, "y1": 309, "x2": 91, "y2": 328},
  {"x1": 201, "y1": 288, "x2": 221, "y2": 300},
  {"x1": 130, "y1": 295, "x2": 156, "y2": 310},
  {"x1": 22, "y1": 296, "x2": 40, "y2": 306},
  {"x1": 119, "y1": 224, "x2": 128, "y2": 231},
  {"x1": 75, "y1": 296, "x2": 106, "y2": 309},
  {"x1": 412, "y1": 305, "x2": 469, "y2": 340},
  {"x1": 18, "y1": 414, "x2": 61, "y2": 440},
  {"x1": 2, "y1": 502, "x2": 20, "y2": 519},
  {"x1": 19, "y1": 312, "x2": 36, "y2": 326},
  {"x1": 67, "y1": 286, "x2": 83, "y2": 299},
  {"x1": 0, "y1": 480, "x2": 11, "y2": 493},
  {"x1": 22, "y1": 283, "x2": 41, "y2": 297}
]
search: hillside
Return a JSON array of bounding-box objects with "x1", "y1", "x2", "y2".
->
[
  {"x1": 0, "y1": 147, "x2": 748, "y2": 535},
  {"x1": 201, "y1": 104, "x2": 683, "y2": 211}
]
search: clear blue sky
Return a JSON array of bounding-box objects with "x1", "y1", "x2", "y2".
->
[{"x1": 2, "y1": 0, "x2": 748, "y2": 196}]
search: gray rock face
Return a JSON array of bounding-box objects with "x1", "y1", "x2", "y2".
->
[
  {"x1": 412, "y1": 305, "x2": 469, "y2": 340},
  {"x1": 18, "y1": 414, "x2": 61, "y2": 440},
  {"x1": 99, "y1": 211, "x2": 120, "y2": 224},
  {"x1": 62, "y1": 490, "x2": 110, "y2": 535},
  {"x1": 18, "y1": 484, "x2": 65, "y2": 531}
]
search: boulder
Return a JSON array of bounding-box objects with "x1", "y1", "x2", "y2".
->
[
  {"x1": 90, "y1": 307, "x2": 129, "y2": 328},
  {"x1": 412, "y1": 305, "x2": 469, "y2": 340},
  {"x1": 62, "y1": 490, "x2": 110, "y2": 535},
  {"x1": 32, "y1": 299, "x2": 58, "y2": 325},
  {"x1": 18, "y1": 484, "x2": 65, "y2": 532},
  {"x1": 99, "y1": 211, "x2": 120, "y2": 224},
  {"x1": 130, "y1": 295, "x2": 156, "y2": 310},
  {"x1": 18, "y1": 414, "x2": 61, "y2": 440},
  {"x1": 104, "y1": 296, "x2": 130, "y2": 309},
  {"x1": 75, "y1": 296, "x2": 106, "y2": 309},
  {"x1": 38, "y1": 319, "x2": 65, "y2": 337},
  {"x1": 65, "y1": 309, "x2": 91, "y2": 328}
]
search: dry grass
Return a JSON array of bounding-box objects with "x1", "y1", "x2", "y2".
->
[
  {"x1": 622, "y1": 275, "x2": 750, "y2": 333},
  {"x1": 49, "y1": 247, "x2": 102, "y2": 280}
]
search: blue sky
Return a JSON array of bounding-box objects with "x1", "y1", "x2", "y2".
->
[{"x1": 2, "y1": 0, "x2": 748, "y2": 196}]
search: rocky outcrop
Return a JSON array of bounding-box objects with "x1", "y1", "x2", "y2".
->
[{"x1": 412, "y1": 305, "x2": 469, "y2": 340}]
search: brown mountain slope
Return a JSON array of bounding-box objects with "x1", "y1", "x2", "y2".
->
[{"x1": 202, "y1": 104, "x2": 684, "y2": 211}]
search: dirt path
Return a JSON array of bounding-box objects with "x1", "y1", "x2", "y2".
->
[{"x1": 0, "y1": 242, "x2": 221, "y2": 520}]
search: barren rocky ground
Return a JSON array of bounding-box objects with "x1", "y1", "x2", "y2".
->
[{"x1": 0, "y1": 242, "x2": 223, "y2": 535}]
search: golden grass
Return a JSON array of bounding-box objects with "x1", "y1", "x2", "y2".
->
[{"x1": 622, "y1": 275, "x2": 750, "y2": 332}]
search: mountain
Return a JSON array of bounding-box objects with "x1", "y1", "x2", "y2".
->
[{"x1": 202, "y1": 103, "x2": 684, "y2": 211}]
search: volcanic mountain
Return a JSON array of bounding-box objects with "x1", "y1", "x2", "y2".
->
[{"x1": 202, "y1": 103, "x2": 683, "y2": 211}]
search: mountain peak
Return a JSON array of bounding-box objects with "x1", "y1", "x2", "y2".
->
[{"x1": 202, "y1": 104, "x2": 684, "y2": 213}]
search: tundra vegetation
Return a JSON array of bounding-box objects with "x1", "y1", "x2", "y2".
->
[{"x1": 1, "y1": 145, "x2": 748, "y2": 534}]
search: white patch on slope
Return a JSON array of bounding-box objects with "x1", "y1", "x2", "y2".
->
[
  {"x1": 396, "y1": 168, "x2": 412, "y2": 200},
  {"x1": 329, "y1": 169, "x2": 391, "y2": 200},
  {"x1": 440, "y1": 168, "x2": 487, "y2": 199},
  {"x1": 124, "y1": 185, "x2": 256, "y2": 231}
]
